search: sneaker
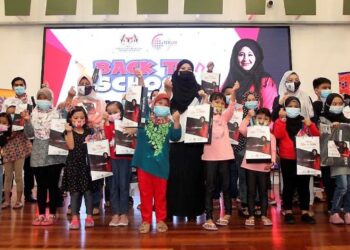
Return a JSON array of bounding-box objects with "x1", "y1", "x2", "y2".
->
[
  {"x1": 109, "y1": 215, "x2": 120, "y2": 227},
  {"x1": 345, "y1": 213, "x2": 350, "y2": 224},
  {"x1": 93, "y1": 208, "x2": 100, "y2": 215},
  {"x1": 32, "y1": 215, "x2": 45, "y2": 226},
  {"x1": 70, "y1": 218, "x2": 80, "y2": 230},
  {"x1": 85, "y1": 217, "x2": 95, "y2": 228},
  {"x1": 118, "y1": 214, "x2": 129, "y2": 226},
  {"x1": 284, "y1": 213, "x2": 295, "y2": 224},
  {"x1": 301, "y1": 213, "x2": 316, "y2": 224},
  {"x1": 329, "y1": 213, "x2": 345, "y2": 224}
]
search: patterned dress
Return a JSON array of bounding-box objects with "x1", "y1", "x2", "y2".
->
[{"x1": 62, "y1": 130, "x2": 92, "y2": 193}]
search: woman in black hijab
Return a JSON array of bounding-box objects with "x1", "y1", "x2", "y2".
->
[
  {"x1": 166, "y1": 59, "x2": 205, "y2": 221},
  {"x1": 221, "y1": 39, "x2": 277, "y2": 110}
]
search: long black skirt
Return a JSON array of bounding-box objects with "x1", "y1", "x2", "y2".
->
[{"x1": 167, "y1": 142, "x2": 205, "y2": 217}]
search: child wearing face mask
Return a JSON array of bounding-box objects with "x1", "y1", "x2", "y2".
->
[
  {"x1": 201, "y1": 83, "x2": 239, "y2": 231},
  {"x1": 0, "y1": 113, "x2": 12, "y2": 208},
  {"x1": 132, "y1": 92, "x2": 181, "y2": 234},
  {"x1": 239, "y1": 108, "x2": 276, "y2": 226},
  {"x1": 312, "y1": 78, "x2": 334, "y2": 214},
  {"x1": 61, "y1": 106, "x2": 94, "y2": 230},
  {"x1": 274, "y1": 96, "x2": 319, "y2": 225},
  {"x1": 22, "y1": 88, "x2": 66, "y2": 225},
  {"x1": 102, "y1": 101, "x2": 133, "y2": 227},
  {"x1": 320, "y1": 94, "x2": 350, "y2": 225}
]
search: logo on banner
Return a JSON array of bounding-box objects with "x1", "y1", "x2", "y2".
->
[
  {"x1": 152, "y1": 34, "x2": 177, "y2": 50},
  {"x1": 118, "y1": 34, "x2": 142, "y2": 52}
]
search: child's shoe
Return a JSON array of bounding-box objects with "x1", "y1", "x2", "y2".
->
[
  {"x1": 329, "y1": 213, "x2": 344, "y2": 224},
  {"x1": 32, "y1": 215, "x2": 45, "y2": 226},
  {"x1": 156, "y1": 221, "x2": 168, "y2": 233},
  {"x1": 139, "y1": 222, "x2": 151, "y2": 234},
  {"x1": 109, "y1": 215, "x2": 120, "y2": 227},
  {"x1": 85, "y1": 216, "x2": 95, "y2": 227},
  {"x1": 41, "y1": 215, "x2": 55, "y2": 226},
  {"x1": 70, "y1": 218, "x2": 80, "y2": 230}
]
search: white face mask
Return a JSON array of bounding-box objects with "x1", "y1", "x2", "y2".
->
[{"x1": 285, "y1": 82, "x2": 295, "y2": 92}]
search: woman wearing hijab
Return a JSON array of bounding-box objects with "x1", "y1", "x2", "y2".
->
[
  {"x1": 221, "y1": 39, "x2": 277, "y2": 110},
  {"x1": 165, "y1": 59, "x2": 206, "y2": 220},
  {"x1": 272, "y1": 71, "x2": 314, "y2": 122},
  {"x1": 273, "y1": 96, "x2": 319, "y2": 225},
  {"x1": 320, "y1": 94, "x2": 350, "y2": 224}
]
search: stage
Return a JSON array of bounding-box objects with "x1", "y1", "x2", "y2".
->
[{"x1": 0, "y1": 188, "x2": 349, "y2": 250}]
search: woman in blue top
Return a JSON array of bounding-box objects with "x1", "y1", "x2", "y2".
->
[{"x1": 132, "y1": 92, "x2": 181, "y2": 234}]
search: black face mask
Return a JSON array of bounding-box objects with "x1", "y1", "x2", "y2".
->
[
  {"x1": 178, "y1": 71, "x2": 195, "y2": 81},
  {"x1": 294, "y1": 81, "x2": 301, "y2": 92}
]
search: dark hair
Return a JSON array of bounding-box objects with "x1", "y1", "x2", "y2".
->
[
  {"x1": 106, "y1": 101, "x2": 124, "y2": 119},
  {"x1": 200, "y1": 116, "x2": 206, "y2": 122},
  {"x1": 66, "y1": 106, "x2": 88, "y2": 129},
  {"x1": 256, "y1": 108, "x2": 272, "y2": 119},
  {"x1": 209, "y1": 92, "x2": 226, "y2": 102},
  {"x1": 313, "y1": 77, "x2": 331, "y2": 89},
  {"x1": 0, "y1": 112, "x2": 12, "y2": 138},
  {"x1": 150, "y1": 89, "x2": 160, "y2": 100},
  {"x1": 11, "y1": 77, "x2": 26, "y2": 88}
]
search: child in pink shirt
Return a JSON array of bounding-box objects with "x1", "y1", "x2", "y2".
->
[
  {"x1": 239, "y1": 108, "x2": 276, "y2": 227},
  {"x1": 201, "y1": 82, "x2": 239, "y2": 231}
]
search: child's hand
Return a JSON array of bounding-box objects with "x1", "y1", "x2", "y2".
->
[
  {"x1": 207, "y1": 61, "x2": 214, "y2": 73},
  {"x1": 21, "y1": 110, "x2": 30, "y2": 122},
  {"x1": 247, "y1": 109, "x2": 255, "y2": 118},
  {"x1": 102, "y1": 112, "x2": 109, "y2": 122},
  {"x1": 232, "y1": 81, "x2": 240, "y2": 91},
  {"x1": 164, "y1": 78, "x2": 173, "y2": 90},
  {"x1": 68, "y1": 86, "x2": 76, "y2": 98},
  {"x1": 279, "y1": 108, "x2": 287, "y2": 120},
  {"x1": 124, "y1": 128, "x2": 137, "y2": 137},
  {"x1": 172, "y1": 111, "x2": 180, "y2": 123},
  {"x1": 134, "y1": 68, "x2": 143, "y2": 79},
  {"x1": 198, "y1": 89, "x2": 206, "y2": 98},
  {"x1": 65, "y1": 123, "x2": 73, "y2": 132},
  {"x1": 304, "y1": 119, "x2": 312, "y2": 127},
  {"x1": 331, "y1": 122, "x2": 340, "y2": 128}
]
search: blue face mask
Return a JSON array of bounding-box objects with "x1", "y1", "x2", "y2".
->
[
  {"x1": 285, "y1": 107, "x2": 301, "y2": 118},
  {"x1": 36, "y1": 100, "x2": 52, "y2": 111},
  {"x1": 14, "y1": 86, "x2": 26, "y2": 95},
  {"x1": 153, "y1": 106, "x2": 170, "y2": 117},
  {"x1": 329, "y1": 105, "x2": 344, "y2": 115},
  {"x1": 320, "y1": 89, "x2": 331, "y2": 101},
  {"x1": 244, "y1": 101, "x2": 258, "y2": 110}
]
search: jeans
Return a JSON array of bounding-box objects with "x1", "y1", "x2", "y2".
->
[
  {"x1": 0, "y1": 165, "x2": 3, "y2": 207},
  {"x1": 204, "y1": 160, "x2": 232, "y2": 220},
  {"x1": 71, "y1": 190, "x2": 93, "y2": 216},
  {"x1": 107, "y1": 159, "x2": 131, "y2": 215},
  {"x1": 246, "y1": 169, "x2": 269, "y2": 216},
  {"x1": 237, "y1": 149, "x2": 247, "y2": 205},
  {"x1": 321, "y1": 166, "x2": 336, "y2": 211},
  {"x1": 331, "y1": 175, "x2": 350, "y2": 214},
  {"x1": 92, "y1": 180, "x2": 104, "y2": 209}
]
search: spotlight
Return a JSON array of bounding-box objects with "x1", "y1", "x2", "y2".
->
[{"x1": 267, "y1": 0, "x2": 274, "y2": 8}]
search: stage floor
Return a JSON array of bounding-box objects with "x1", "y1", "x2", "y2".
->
[{"x1": 0, "y1": 188, "x2": 349, "y2": 250}]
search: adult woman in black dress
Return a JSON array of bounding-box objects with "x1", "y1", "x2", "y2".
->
[{"x1": 165, "y1": 59, "x2": 206, "y2": 221}]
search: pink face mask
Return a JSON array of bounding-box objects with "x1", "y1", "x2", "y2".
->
[
  {"x1": 108, "y1": 113, "x2": 121, "y2": 122},
  {"x1": 72, "y1": 120, "x2": 85, "y2": 129},
  {"x1": 0, "y1": 124, "x2": 8, "y2": 132}
]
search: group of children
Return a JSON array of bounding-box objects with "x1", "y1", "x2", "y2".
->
[{"x1": 0, "y1": 66, "x2": 350, "y2": 234}]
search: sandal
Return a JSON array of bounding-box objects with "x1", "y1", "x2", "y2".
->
[
  {"x1": 32, "y1": 215, "x2": 45, "y2": 226},
  {"x1": 156, "y1": 221, "x2": 168, "y2": 233},
  {"x1": 139, "y1": 222, "x2": 151, "y2": 234},
  {"x1": 216, "y1": 215, "x2": 231, "y2": 226},
  {"x1": 245, "y1": 216, "x2": 255, "y2": 226},
  {"x1": 202, "y1": 220, "x2": 218, "y2": 231},
  {"x1": 13, "y1": 202, "x2": 23, "y2": 209},
  {"x1": 1, "y1": 202, "x2": 10, "y2": 209},
  {"x1": 262, "y1": 216, "x2": 273, "y2": 226}
]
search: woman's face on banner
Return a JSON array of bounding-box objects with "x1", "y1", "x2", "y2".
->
[{"x1": 237, "y1": 46, "x2": 256, "y2": 71}]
